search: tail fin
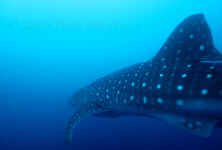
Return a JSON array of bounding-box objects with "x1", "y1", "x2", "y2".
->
[
  {"x1": 65, "y1": 111, "x2": 82, "y2": 143},
  {"x1": 65, "y1": 106, "x2": 100, "y2": 143}
]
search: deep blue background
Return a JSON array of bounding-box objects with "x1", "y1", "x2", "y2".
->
[{"x1": 2, "y1": 0, "x2": 222, "y2": 149}]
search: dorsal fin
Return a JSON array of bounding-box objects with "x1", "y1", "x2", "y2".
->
[{"x1": 153, "y1": 14, "x2": 221, "y2": 62}]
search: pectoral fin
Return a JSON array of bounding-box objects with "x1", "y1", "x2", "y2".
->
[
  {"x1": 94, "y1": 111, "x2": 121, "y2": 118},
  {"x1": 152, "y1": 113, "x2": 217, "y2": 137}
]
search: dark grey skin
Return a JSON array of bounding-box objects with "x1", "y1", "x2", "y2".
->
[{"x1": 66, "y1": 14, "x2": 222, "y2": 143}]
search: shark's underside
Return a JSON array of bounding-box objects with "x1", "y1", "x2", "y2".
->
[{"x1": 66, "y1": 14, "x2": 222, "y2": 143}]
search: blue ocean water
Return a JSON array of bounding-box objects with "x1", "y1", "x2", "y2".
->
[{"x1": 2, "y1": 0, "x2": 222, "y2": 149}]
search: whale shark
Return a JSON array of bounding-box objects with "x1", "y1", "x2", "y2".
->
[{"x1": 66, "y1": 14, "x2": 222, "y2": 143}]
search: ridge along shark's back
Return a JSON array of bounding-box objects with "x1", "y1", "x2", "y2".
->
[
  {"x1": 153, "y1": 14, "x2": 221, "y2": 62},
  {"x1": 65, "y1": 14, "x2": 222, "y2": 144}
]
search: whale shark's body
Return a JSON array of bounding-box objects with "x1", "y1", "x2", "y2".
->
[{"x1": 66, "y1": 14, "x2": 222, "y2": 143}]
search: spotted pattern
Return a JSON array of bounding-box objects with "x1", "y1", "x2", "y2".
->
[
  {"x1": 82, "y1": 14, "x2": 222, "y2": 111},
  {"x1": 67, "y1": 14, "x2": 222, "y2": 142}
]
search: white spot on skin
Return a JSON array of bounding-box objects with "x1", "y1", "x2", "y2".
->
[
  {"x1": 163, "y1": 65, "x2": 167, "y2": 69},
  {"x1": 206, "y1": 74, "x2": 213, "y2": 79},
  {"x1": 156, "y1": 84, "x2": 162, "y2": 89},
  {"x1": 196, "y1": 121, "x2": 202, "y2": 126},
  {"x1": 179, "y1": 28, "x2": 184, "y2": 33},
  {"x1": 131, "y1": 82, "x2": 135, "y2": 87},
  {"x1": 117, "y1": 90, "x2": 120, "y2": 95},
  {"x1": 157, "y1": 98, "x2": 164, "y2": 104},
  {"x1": 143, "y1": 97, "x2": 147, "y2": 104},
  {"x1": 189, "y1": 34, "x2": 194, "y2": 39},
  {"x1": 160, "y1": 73, "x2": 164, "y2": 77},
  {"x1": 181, "y1": 73, "x2": 187, "y2": 78},
  {"x1": 130, "y1": 96, "x2": 134, "y2": 101},
  {"x1": 176, "y1": 99, "x2": 184, "y2": 106},
  {"x1": 201, "y1": 89, "x2": 208, "y2": 95},
  {"x1": 145, "y1": 72, "x2": 149, "y2": 76},
  {"x1": 187, "y1": 122, "x2": 193, "y2": 129},
  {"x1": 210, "y1": 66, "x2": 215, "y2": 70},
  {"x1": 106, "y1": 95, "x2": 110, "y2": 99},
  {"x1": 142, "y1": 82, "x2": 147, "y2": 88},
  {"x1": 200, "y1": 44, "x2": 205, "y2": 51},
  {"x1": 187, "y1": 64, "x2": 192, "y2": 68},
  {"x1": 177, "y1": 85, "x2": 184, "y2": 91}
]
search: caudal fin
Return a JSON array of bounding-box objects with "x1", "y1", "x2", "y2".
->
[{"x1": 65, "y1": 111, "x2": 82, "y2": 143}]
